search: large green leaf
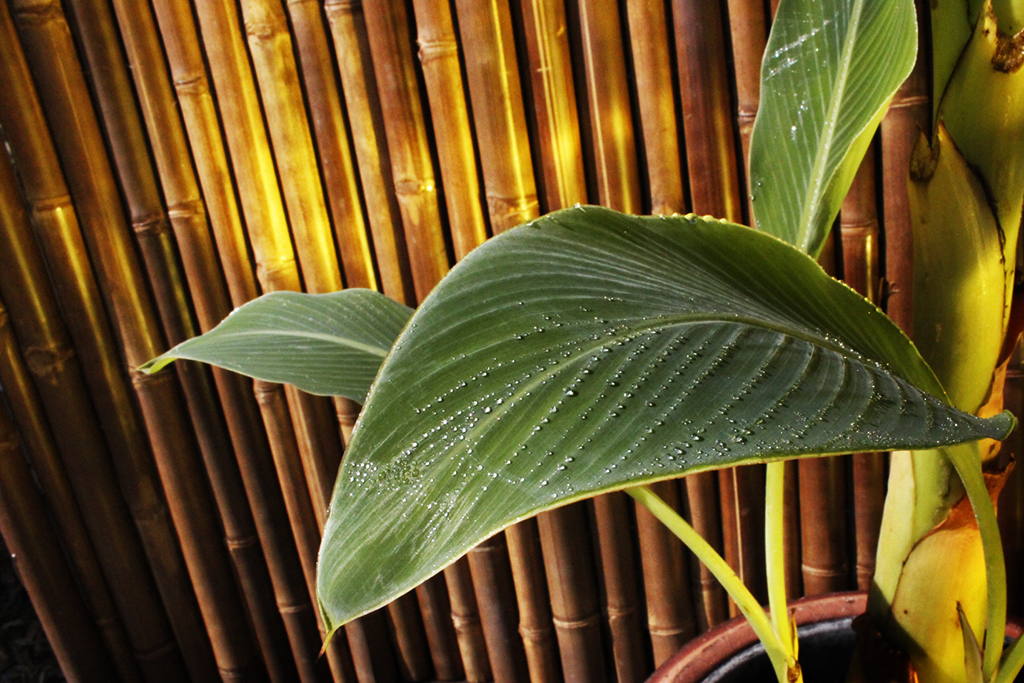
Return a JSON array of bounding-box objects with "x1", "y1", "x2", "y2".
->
[
  {"x1": 317, "y1": 207, "x2": 1014, "y2": 632},
  {"x1": 749, "y1": 0, "x2": 917, "y2": 255},
  {"x1": 141, "y1": 289, "x2": 412, "y2": 403}
]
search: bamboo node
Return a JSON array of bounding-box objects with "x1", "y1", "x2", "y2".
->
[
  {"x1": 451, "y1": 614, "x2": 482, "y2": 629},
  {"x1": 518, "y1": 624, "x2": 554, "y2": 641},
  {"x1": 167, "y1": 198, "x2": 208, "y2": 223},
  {"x1": 225, "y1": 534, "x2": 260, "y2": 550},
  {"x1": 244, "y1": 16, "x2": 285, "y2": 43},
  {"x1": 418, "y1": 39, "x2": 459, "y2": 64},
  {"x1": 551, "y1": 614, "x2": 601, "y2": 630},
  {"x1": 395, "y1": 178, "x2": 437, "y2": 199},
  {"x1": 487, "y1": 194, "x2": 539, "y2": 231},
  {"x1": 133, "y1": 215, "x2": 172, "y2": 237},
  {"x1": 252, "y1": 381, "x2": 284, "y2": 402},
  {"x1": 173, "y1": 73, "x2": 210, "y2": 97},
  {"x1": 256, "y1": 258, "x2": 301, "y2": 291},
  {"x1": 135, "y1": 640, "x2": 178, "y2": 662},
  {"x1": 28, "y1": 194, "x2": 73, "y2": 215},
  {"x1": 889, "y1": 94, "x2": 929, "y2": 110},
  {"x1": 323, "y1": 0, "x2": 362, "y2": 15},
  {"x1": 9, "y1": 0, "x2": 62, "y2": 24},
  {"x1": 130, "y1": 366, "x2": 174, "y2": 389},
  {"x1": 277, "y1": 602, "x2": 314, "y2": 615},
  {"x1": 800, "y1": 564, "x2": 848, "y2": 578},
  {"x1": 649, "y1": 624, "x2": 694, "y2": 637},
  {"x1": 23, "y1": 343, "x2": 75, "y2": 384}
]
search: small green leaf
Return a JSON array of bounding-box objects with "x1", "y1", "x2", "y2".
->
[
  {"x1": 316, "y1": 207, "x2": 1014, "y2": 632},
  {"x1": 140, "y1": 289, "x2": 412, "y2": 403},
  {"x1": 749, "y1": 0, "x2": 917, "y2": 256}
]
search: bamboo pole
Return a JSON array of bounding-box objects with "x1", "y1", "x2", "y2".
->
[
  {"x1": 361, "y1": 0, "x2": 451, "y2": 300},
  {"x1": 0, "y1": 5, "x2": 221, "y2": 680},
  {"x1": 517, "y1": 4, "x2": 607, "y2": 680},
  {"x1": 453, "y1": 0, "x2": 540, "y2": 232},
  {"x1": 66, "y1": 2, "x2": 297, "y2": 677},
  {"x1": 285, "y1": 0, "x2": 377, "y2": 292},
  {"x1": 570, "y1": 3, "x2": 649, "y2": 678},
  {"x1": 682, "y1": 474, "x2": 727, "y2": 630},
  {"x1": 9, "y1": 1, "x2": 264, "y2": 678},
  {"x1": 799, "y1": 234, "x2": 851, "y2": 596},
  {"x1": 623, "y1": 0, "x2": 699, "y2": 661},
  {"x1": 672, "y1": 0, "x2": 760, "y2": 622},
  {"x1": 725, "y1": 0, "x2": 769, "y2": 223},
  {"x1": 467, "y1": 535, "x2": 531, "y2": 683},
  {"x1": 410, "y1": 0, "x2": 488, "y2": 259},
  {"x1": 0, "y1": 395, "x2": 117, "y2": 683},
  {"x1": 635, "y1": 480, "x2": 695, "y2": 667},
  {"x1": 505, "y1": 521, "x2": 562, "y2": 683},
  {"x1": 444, "y1": 557, "x2": 493, "y2": 683},
  {"x1": 415, "y1": 574, "x2": 465, "y2": 681},
  {"x1": 151, "y1": 0, "x2": 390, "y2": 678},
  {"x1": 881, "y1": 0, "x2": 931, "y2": 336},
  {"x1": 109, "y1": 0, "x2": 335, "y2": 677},
  {"x1": 625, "y1": 0, "x2": 686, "y2": 216},
  {"x1": 518, "y1": 0, "x2": 588, "y2": 212},
  {"x1": 0, "y1": 133, "x2": 180, "y2": 683},
  {"x1": 241, "y1": 1, "x2": 443, "y2": 674},
  {"x1": 840, "y1": 147, "x2": 887, "y2": 591},
  {"x1": 535, "y1": 502, "x2": 607, "y2": 683},
  {"x1": 323, "y1": 0, "x2": 415, "y2": 305}
]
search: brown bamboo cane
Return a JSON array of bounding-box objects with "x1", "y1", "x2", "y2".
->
[
  {"x1": 0, "y1": 396, "x2": 117, "y2": 683},
  {"x1": 634, "y1": 480, "x2": 695, "y2": 667},
  {"x1": 518, "y1": 3, "x2": 608, "y2": 681},
  {"x1": 504, "y1": 521, "x2": 562, "y2": 683},
  {"x1": 572, "y1": 2, "x2": 649, "y2": 679},
  {"x1": 109, "y1": 0, "x2": 335, "y2": 677},
  {"x1": 840, "y1": 147, "x2": 887, "y2": 591},
  {"x1": 725, "y1": 0, "x2": 769, "y2": 223},
  {"x1": 0, "y1": 134, "x2": 180, "y2": 683},
  {"x1": 625, "y1": 0, "x2": 686, "y2": 216},
  {"x1": 672, "y1": 0, "x2": 758, "y2": 624},
  {"x1": 361, "y1": 0, "x2": 451, "y2": 301},
  {"x1": 149, "y1": 0, "x2": 376, "y2": 677},
  {"x1": 241, "y1": 1, "x2": 441, "y2": 675},
  {"x1": 798, "y1": 233, "x2": 851, "y2": 596},
  {"x1": 467, "y1": 534, "x2": 531, "y2": 683},
  {"x1": 448, "y1": 4, "x2": 564, "y2": 680},
  {"x1": 237, "y1": 0, "x2": 345, "y2": 523},
  {"x1": 623, "y1": 1, "x2": 698, "y2": 663},
  {"x1": 452, "y1": 0, "x2": 540, "y2": 233},
  {"x1": 682, "y1": 473, "x2": 727, "y2": 631},
  {"x1": 415, "y1": 573, "x2": 466, "y2": 681},
  {"x1": 8, "y1": 1, "x2": 264, "y2": 678},
  {"x1": 323, "y1": 0, "x2": 416, "y2": 305},
  {"x1": 410, "y1": 0, "x2": 489, "y2": 259},
  {"x1": 65, "y1": 1, "x2": 295, "y2": 677},
  {"x1": 0, "y1": 5, "x2": 221, "y2": 680},
  {"x1": 405, "y1": 3, "x2": 494, "y2": 672},
  {"x1": 535, "y1": 502, "x2": 607, "y2": 683},
  {"x1": 444, "y1": 557, "x2": 493, "y2": 682},
  {"x1": 518, "y1": 0, "x2": 588, "y2": 213},
  {"x1": 285, "y1": 0, "x2": 377, "y2": 292},
  {"x1": 881, "y1": 0, "x2": 931, "y2": 336}
]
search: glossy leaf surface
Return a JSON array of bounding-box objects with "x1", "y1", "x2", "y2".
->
[
  {"x1": 749, "y1": 0, "x2": 916, "y2": 255},
  {"x1": 142, "y1": 289, "x2": 412, "y2": 403},
  {"x1": 317, "y1": 207, "x2": 1014, "y2": 632}
]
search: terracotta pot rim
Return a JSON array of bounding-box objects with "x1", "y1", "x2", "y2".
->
[{"x1": 647, "y1": 591, "x2": 867, "y2": 683}]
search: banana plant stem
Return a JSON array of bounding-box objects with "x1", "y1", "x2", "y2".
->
[
  {"x1": 626, "y1": 484, "x2": 797, "y2": 683},
  {"x1": 765, "y1": 461, "x2": 794, "y2": 657}
]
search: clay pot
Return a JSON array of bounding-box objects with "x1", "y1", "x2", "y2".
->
[{"x1": 648, "y1": 592, "x2": 866, "y2": 683}]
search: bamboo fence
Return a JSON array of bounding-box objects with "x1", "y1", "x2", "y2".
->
[{"x1": 0, "y1": 1, "x2": 1019, "y2": 683}]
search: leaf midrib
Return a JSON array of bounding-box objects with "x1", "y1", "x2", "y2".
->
[
  {"x1": 797, "y1": 0, "x2": 865, "y2": 252},
  {"x1": 200, "y1": 328, "x2": 391, "y2": 358}
]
